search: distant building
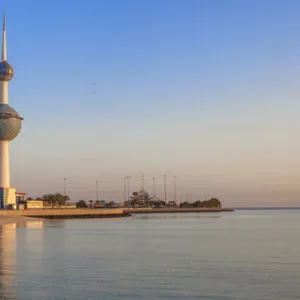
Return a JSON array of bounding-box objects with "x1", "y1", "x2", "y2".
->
[
  {"x1": 15, "y1": 192, "x2": 26, "y2": 203},
  {"x1": 0, "y1": 190, "x2": 26, "y2": 209},
  {"x1": 43, "y1": 203, "x2": 77, "y2": 209},
  {"x1": 94, "y1": 200, "x2": 106, "y2": 208},
  {"x1": 25, "y1": 200, "x2": 44, "y2": 209},
  {"x1": 0, "y1": 187, "x2": 17, "y2": 209}
]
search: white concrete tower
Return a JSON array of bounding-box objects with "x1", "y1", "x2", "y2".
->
[{"x1": 0, "y1": 12, "x2": 23, "y2": 208}]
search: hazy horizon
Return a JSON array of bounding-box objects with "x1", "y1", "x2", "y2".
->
[{"x1": 4, "y1": 0, "x2": 300, "y2": 206}]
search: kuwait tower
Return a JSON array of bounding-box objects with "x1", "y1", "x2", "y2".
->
[{"x1": 0, "y1": 12, "x2": 23, "y2": 209}]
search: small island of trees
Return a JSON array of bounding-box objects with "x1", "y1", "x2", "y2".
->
[{"x1": 179, "y1": 198, "x2": 221, "y2": 208}]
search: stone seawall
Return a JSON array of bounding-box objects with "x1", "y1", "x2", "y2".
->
[{"x1": 0, "y1": 208, "x2": 130, "y2": 219}]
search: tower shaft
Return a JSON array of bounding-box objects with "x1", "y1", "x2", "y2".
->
[
  {"x1": 0, "y1": 81, "x2": 8, "y2": 104},
  {"x1": 0, "y1": 140, "x2": 9, "y2": 187}
]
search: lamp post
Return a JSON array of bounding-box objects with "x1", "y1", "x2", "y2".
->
[
  {"x1": 164, "y1": 174, "x2": 167, "y2": 203},
  {"x1": 63, "y1": 177, "x2": 67, "y2": 209},
  {"x1": 174, "y1": 176, "x2": 177, "y2": 206},
  {"x1": 141, "y1": 174, "x2": 144, "y2": 190},
  {"x1": 152, "y1": 176, "x2": 155, "y2": 196},
  {"x1": 127, "y1": 176, "x2": 130, "y2": 201},
  {"x1": 64, "y1": 177, "x2": 66, "y2": 196},
  {"x1": 124, "y1": 177, "x2": 127, "y2": 204},
  {"x1": 96, "y1": 180, "x2": 99, "y2": 202}
]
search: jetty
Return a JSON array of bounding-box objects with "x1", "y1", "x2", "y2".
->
[
  {"x1": 0, "y1": 208, "x2": 131, "y2": 219},
  {"x1": 0, "y1": 207, "x2": 234, "y2": 222}
]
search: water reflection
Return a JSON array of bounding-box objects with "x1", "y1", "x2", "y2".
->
[
  {"x1": 134, "y1": 214, "x2": 222, "y2": 220},
  {"x1": 43, "y1": 220, "x2": 67, "y2": 228},
  {"x1": 0, "y1": 223, "x2": 17, "y2": 300},
  {"x1": 0, "y1": 220, "x2": 44, "y2": 300},
  {"x1": 25, "y1": 221, "x2": 44, "y2": 229}
]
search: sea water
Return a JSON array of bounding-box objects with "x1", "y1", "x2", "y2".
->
[{"x1": 0, "y1": 210, "x2": 299, "y2": 300}]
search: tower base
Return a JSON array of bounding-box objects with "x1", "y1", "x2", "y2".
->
[{"x1": 0, "y1": 187, "x2": 16, "y2": 209}]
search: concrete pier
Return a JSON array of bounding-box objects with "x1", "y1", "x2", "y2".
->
[
  {"x1": 0, "y1": 208, "x2": 130, "y2": 219},
  {"x1": 0, "y1": 207, "x2": 234, "y2": 221}
]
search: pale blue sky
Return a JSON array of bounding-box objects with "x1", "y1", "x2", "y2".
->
[{"x1": 4, "y1": 0, "x2": 300, "y2": 206}]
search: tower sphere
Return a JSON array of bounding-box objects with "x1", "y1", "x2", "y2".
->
[
  {"x1": 0, "y1": 104, "x2": 22, "y2": 141},
  {"x1": 0, "y1": 60, "x2": 14, "y2": 81}
]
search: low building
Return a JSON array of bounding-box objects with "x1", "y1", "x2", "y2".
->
[
  {"x1": 43, "y1": 204, "x2": 77, "y2": 209},
  {"x1": 0, "y1": 187, "x2": 17, "y2": 209},
  {"x1": 0, "y1": 190, "x2": 27, "y2": 209},
  {"x1": 16, "y1": 192, "x2": 26, "y2": 203},
  {"x1": 16, "y1": 192, "x2": 27, "y2": 210},
  {"x1": 18, "y1": 203, "x2": 25, "y2": 210},
  {"x1": 26, "y1": 200, "x2": 44, "y2": 209}
]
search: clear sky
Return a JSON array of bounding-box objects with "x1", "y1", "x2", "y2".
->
[{"x1": 3, "y1": 0, "x2": 300, "y2": 206}]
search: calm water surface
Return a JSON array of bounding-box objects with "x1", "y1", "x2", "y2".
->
[{"x1": 0, "y1": 210, "x2": 299, "y2": 299}]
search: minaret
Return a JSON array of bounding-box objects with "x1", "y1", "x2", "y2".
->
[{"x1": 0, "y1": 12, "x2": 23, "y2": 209}]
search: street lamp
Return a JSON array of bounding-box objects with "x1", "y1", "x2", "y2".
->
[
  {"x1": 127, "y1": 176, "x2": 131, "y2": 201},
  {"x1": 96, "y1": 180, "x2": 99, "y2": 202},
  {"x1": 64, "y1": 177, "x2": 66, "y2": 196},
  {"x1": 152, "y1": 176, "x2": 156, "y2": 196},
  {"x1": 63, "y1": 177, "x2": 67, "y2": 209},
  {"x1": 141, "y1": 174, "x2": 145, "y2": 190},
  {"x1": 124, "y1": 177, "x2": 127, "y2": 203},
  {"x1": 174, "y1": 176, "x2": 177, "y2": 205},
  {"x1": 164, "y1": 174, "x2": 167, "y2": 203}
]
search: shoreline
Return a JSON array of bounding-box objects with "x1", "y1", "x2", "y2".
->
[
  {"x1": 0, "y1": 207, "x2": 233, "y2": 222},
  {"x1": 124, "y1": 207, "x2": 234, "y2": 214},
  {"x1": 0, "y1": 208, "x2": 130, "y2": 220}
]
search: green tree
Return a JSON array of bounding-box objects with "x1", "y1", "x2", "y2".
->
[
  {"x1": 42, "y1": 193, "x2": 70, "y2": 207},
  {"x1": 193, "y1": 200, "x2": 202, "y2": 208},
  {"x1": 106, "y1": 201, "x2": 116, "y2": 208},
  {"x1": 76, "y1": 200, "x2": 88, "y2": 208},
  {"x1": 143, "y1": 191, "x2": 151, "y2": 203},
  {"x1": 179, "y1": 198, "x2": 221, "y2": 208},
  {"x1": 209, "y1": 198, "x2": 221, "y2": 208}
]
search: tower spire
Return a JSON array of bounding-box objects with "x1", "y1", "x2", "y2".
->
[{"x1": 2, "y1": 11, "x2": 6, "y2": 61}]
